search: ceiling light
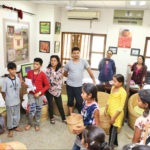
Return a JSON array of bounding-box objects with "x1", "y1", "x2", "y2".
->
[
  {"x1": 130, "y1": 1, "x2": 137, "y2": 6},
  {"x1": 139, "y1": 1, "x2": 146, "y2": 6}
]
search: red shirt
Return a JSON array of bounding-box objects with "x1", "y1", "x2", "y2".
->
[{"x1": 27, "y1": 70, "x2": 50, "y2": 95}]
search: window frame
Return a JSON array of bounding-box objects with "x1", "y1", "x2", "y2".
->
[{"x1": 61, "y1": 32, "x2": 107, "y2": 71}]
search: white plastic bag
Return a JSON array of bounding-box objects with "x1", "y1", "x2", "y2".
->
[
  {"x1": 22, "y1": 94, "x2": 28, "y2": 110},
  {"x1": 0, "y1": 93, "x2": 6, "y2": 107}
]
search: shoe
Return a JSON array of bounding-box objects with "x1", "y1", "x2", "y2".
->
[
  {"x1": 8, "y1": 130, "x2": 13, "y2": 137},
  {"x1": 50, "y1": 118, "x2": 55, "y2": 124},
  {"x1": 35, "y1": 126, "x2": 40, "y2": 131},
  {"x1": 25, "y1": 125, "x2": 32, "y2": 131},
  {"x1": 14, "y1": 127, "x2": 23, "y2": 132}
]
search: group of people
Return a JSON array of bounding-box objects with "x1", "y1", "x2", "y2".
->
[
  {"x1": 1, "y1": 46, "x2": 150, "y2": 150},
  {"x1": 98, "y1": 49, "x2": 147, "y2": 85}
]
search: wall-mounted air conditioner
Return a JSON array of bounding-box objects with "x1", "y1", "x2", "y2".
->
[{"x1": 67, "y1": 11, "x2": 100, "y2": 20}]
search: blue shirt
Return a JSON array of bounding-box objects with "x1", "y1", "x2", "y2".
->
[{"x1": 98, "y1": 58, "x2": 116, "y2": 82}]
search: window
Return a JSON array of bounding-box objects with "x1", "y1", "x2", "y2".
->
[
  {"x1": 61, "y1": 32, "x2": 106, "y2": 70},
  {"x1": 144, "y1": 37, "x2": 150, "y2": 71}
]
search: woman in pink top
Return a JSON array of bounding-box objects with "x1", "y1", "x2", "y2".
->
[
  {"x1": 45, "y1": 55, "x2": 66, "y2": 124},
  {"x1": 131, "y1": 55, "x2": 147, "y2": 85}
]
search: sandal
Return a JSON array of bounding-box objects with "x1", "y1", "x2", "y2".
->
[{"x1": 50, "y1": 118, "x2": 55, "y2": 124}]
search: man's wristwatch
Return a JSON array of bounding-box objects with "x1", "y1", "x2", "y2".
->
[{"x1": 38, "y1": 91, "x2": 42, "y2": 95}]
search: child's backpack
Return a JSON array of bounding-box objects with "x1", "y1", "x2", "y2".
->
[{"x1": 0, "y1": 114, "x2": 5, "y2": 134}]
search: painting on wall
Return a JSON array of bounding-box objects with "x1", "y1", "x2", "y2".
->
[
  {"x1": 55, "y1": 22, "x2": 61, "y2": 34},
  {"x1": 40, "y1": 22, "x2": 51, "y2": 34},
  {"x1": 39, "y1": 41, "x2": 50, "y2": 53},
  {"x1": 118, "y1": 29, "x2": 132, "y2": 48},
  {"x1": 109, "y1": 46, "x2": 118, "y2": 54},
  {"x1": 4, "y1": 19, "x2": 29, "y2": 66},
  {"x1": 54, "y1": 41, "x2": 60, "y2": 53},
  {"x1": 130, "y1": 48, "x2": 140, "y2": 56},
  {"x1": 21, "y1": 63, "x2": 33, "y2": 77}
]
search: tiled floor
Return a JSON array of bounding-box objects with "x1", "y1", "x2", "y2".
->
[{"x1": 0, "y1": 114, "x2": 134, "y2": 150}]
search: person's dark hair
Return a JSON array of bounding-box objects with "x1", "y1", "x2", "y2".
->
[
  {"x1": 47, "y1": 55, "x2": 61, "y2": 71},
  {"x1": 82, "y1": 83, "x2": 98, "y2": 102},
  {"x1": 82, "y1": 125, "x2": 111, "y2": 150},
  {"x1": 34, "y1": 58, "x2": 43, "y2": 65},
  {"x1": 113, "y1": 74, "x2": 124, "y2": 85},
  {"x1": 122, "y1": 144, "x2": 150, "y2": 150},
  {"x1": 72, "y1": 47, "x2": 80, "y2": 53},
  {"x1": 138, "y1": 89, "x2": 150, "y2": 118},
  {"x1": 7, "y1": 62, "x2": 16, "y2": 69},
  {"x1": 107, "y1": 50, "x2": 113, "y2": 55},
  {"x1": 138, "y1": 55, "x2": 145, "y2": 66}
]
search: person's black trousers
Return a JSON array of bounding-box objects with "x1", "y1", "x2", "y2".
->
[
  {"x1": 66, "y1": 84, "x2": 83, "y2": 113},
  {"x1": 45, "y1": 91, "x2": 66, "y2": 121},
  {"x1": 109, "y1": 125, "x2": 118, "y2": 149}
]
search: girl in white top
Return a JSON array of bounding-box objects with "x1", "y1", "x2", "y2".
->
[{"x1": 132, "y1": 89, "x2": 150, "y2": 145}]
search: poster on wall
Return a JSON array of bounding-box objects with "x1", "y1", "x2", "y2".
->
[
  {"x1": 4, "y1": 19, "x2": 29, "y2": 66},
  {"x1": 118, "y1": 29, "x2": 132, "y2": 48}
]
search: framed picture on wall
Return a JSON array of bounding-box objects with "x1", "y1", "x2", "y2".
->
[
  {"x1": 109, "y1": 46, "x2": 118, "y2": 54},
  {"x1": 130, "y1": 48, "x2": 140, "y2": 56},
  {"x1": 39, "y1": 41, "x2": 50, "y2": 53},
  {"x1": 4, "y1": 19, "x2": 29, "y2": 67},
  {"x1": 54, "y1": 41, "x2": 60, "y2": 53},
  {"x1": 40, "y1": 22, "x2": 51, "y2": 34},
  {"x1": 21, "y1": 63, "x2": 33, "y2": 78},
  {"x1": 55, "y1": 22, "x2": 61, "y2": 34}
]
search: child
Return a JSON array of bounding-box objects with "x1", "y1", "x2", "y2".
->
[
  {"x1": 132, "y1": 89, "x2": 150, "y2": 145},
  {"x1": 25, "y1": 58, "x2": 49, "y2": 131},
  {"x1": 45, "y1": 55, "x2": 66, "y2": 124},
  {"x1": 1, "y1": 62, "x2": 23, "y2": 137},
  {"x1": 104, "y1": 74, "x2": 127, "y2": 149},
  {"x1": 72, "y1": 83, "x2": 100, "y2": 150},
  {"x1": 64, "y1": 47, "x2": 96, "y2": 114},
  {"x1": 82, "y1": 125, "x2": 111, "y2": 150},
  {"x1": 122, "y1": 144, "x2": 150, "y2": 150}
]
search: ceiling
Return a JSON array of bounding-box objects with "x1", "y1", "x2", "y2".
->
[{"x1": 30, "y1": 0, "x2": 150, "y2": 10}]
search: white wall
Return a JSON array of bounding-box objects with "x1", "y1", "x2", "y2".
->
[{"x1": 61, "y1": 8, "x2": 150, "y2": 79}]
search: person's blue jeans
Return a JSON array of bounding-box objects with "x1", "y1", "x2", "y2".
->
[{"x1": 72, "y1": 143, "x2": 80, "y2": 150}]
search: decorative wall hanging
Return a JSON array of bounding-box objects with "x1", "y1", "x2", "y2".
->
[
  {"x1": 118, "y1": 29, "x2": 132, "y2": 48},
  {"x1": 4, "y1": 19, "x2": 29, "y2": 66},
  {"x1": 40, "y1": 22, "x2": 51, "y2": 34},
  {"x1": 55, "y1": 22, "x2": 61, "y2": 34},
  {"x1": 54, "y1": 41, "x2": 60, "y2": 53},
  {"x1": 39, "y1": 41, "x2": 50, "y2": 53},
  {"x1": 109, "y1": 47, "x2": 118, "y2": 54},
  {"x1": 130, "y1": 48, "x2": 140, "y2": 56}
]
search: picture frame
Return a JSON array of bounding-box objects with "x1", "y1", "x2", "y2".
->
[
  {"x1": 40, "y1": 22, "x2": 51, "y2": 34},
  {"x1": 130, "y1": 48, "x2": 140, "y2": 56},
  {"x1": 109, "y1": 46, "x2": 118, "y2": 54},
  {"x1": 39, "y1": 41, "x2": 50, "y2": 53},
  {"x1": 54, "y1": 41, "x2": 60, "y2": 53},
  {"x1": 21, "y1": 63, "x2": 33, "y2": 78},
  {"x1": 4, "y1": 19, "x2": 29, "y2": 67},
  {"x1": 55, "y1": 22, "x2": 61, "y2": 34}
]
